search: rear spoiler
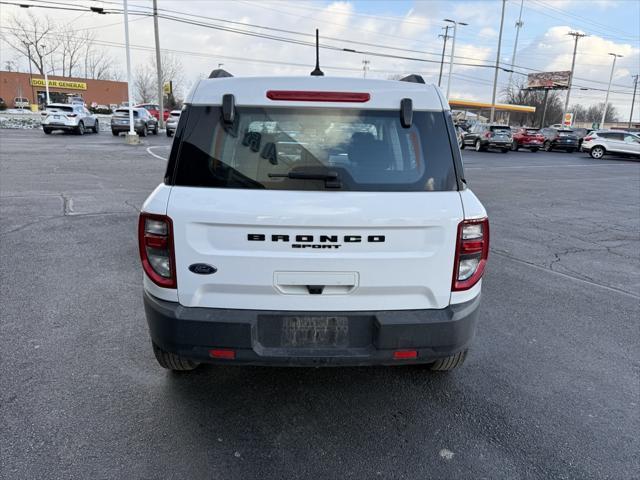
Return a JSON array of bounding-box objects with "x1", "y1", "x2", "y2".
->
[{"x1": 208, "y1": 69, "x2": 233, "y2": 79}]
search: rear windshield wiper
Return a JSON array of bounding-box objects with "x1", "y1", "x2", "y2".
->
[{"x1": 268, "y1": 171, "x2": 342, "y2": 188}]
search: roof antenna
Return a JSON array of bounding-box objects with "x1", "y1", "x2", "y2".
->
[{"x1": 310, "y1": 29, "x2": 324, "y2": 76}]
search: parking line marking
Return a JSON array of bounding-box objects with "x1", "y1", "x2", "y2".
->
[
  {"x1": 146, "y1": 146, "x2": 169, "y2": 160},
  {"x1": 465, "y1": 163, "x2": 638, "y2": 170}
]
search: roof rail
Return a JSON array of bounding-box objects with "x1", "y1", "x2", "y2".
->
[
  {"x1": 209, "y1": 69, "x2": 233, "y2": 79},
  {"x1": 399, "y1": 74, "x2": 425, "y2": 84}
]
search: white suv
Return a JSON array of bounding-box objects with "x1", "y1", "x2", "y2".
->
[
  {"x1": 582, "y1": 130, "x2": 640, "y2": 159},
  {"x1": 138, "y1": 74, "x2": 489, "y2": 371},
  {"x1": 41, "y1": 103, "x2": 99, "y2": 135}
]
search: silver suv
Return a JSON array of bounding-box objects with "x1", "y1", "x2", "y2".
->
[
  {"x1": 165, "y1": 110, "x2": 181, "y2": 137},
  {"x1": 41, "y1": 103, "x2": 99, "y2": 135},
  {"x1": 582, "y1": 130, "x2": 640, "y2": 159}
]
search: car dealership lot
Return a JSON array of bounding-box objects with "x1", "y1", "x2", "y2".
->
[{"x1": 1, "y1": 129, "x2": 638, "y2": 479}]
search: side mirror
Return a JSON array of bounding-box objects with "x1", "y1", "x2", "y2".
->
[
  {"x1": 222, "y1": 94, "x2": 235, "y2": 124},
  {"x1": 400, "y1": 98, "x2": 413, "y2": 128}
]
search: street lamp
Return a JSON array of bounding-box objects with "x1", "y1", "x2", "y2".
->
[
  {"x1": 38, "y1": 43, "x2": 51, "y2": 105},
  {"x1": 443, "y1": 19, "x2": 468, "y2": 99},
  {"x1": 601, "y1": 53, "x2": 623, "y2": 126}
]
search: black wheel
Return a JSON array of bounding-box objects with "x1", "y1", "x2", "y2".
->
[
  {"x1": 543, "y1": 141, "x2": 552, "y2": 152},
  {"x1": 139, "y1": 124, "x2": 148, "y2": 137},
  {"x1": 511, "y1": 142, "x2": 519, "y2": 151},
  {"x1": 474, "y1": 139, "x2": 484, "y2": 152},
  {"x1": 430, "y1": 350, "x2": 467, "y2": 372},
  {"x1": 152, "y1": 342, "x2": 200, "y2": 371},
  {"x1": 76, "y1": 121, "x2": 85, "y2": 135},
  {"x1": 112, "y1": 130, "x2": 119, "y2": 136},
  {"x1": 530, "y1": 148, "x2": 538, "y2": 153},
  {"x1": 166, "y1": 129, "x2": 173, "y2": 137},
  {"x1": 459, "y1": 139, "x2": 465, "y2": 150},
  {"x1": 153, "y1": 125, "x2": 158, "y2": 135},
  {"x1": 567, "y1": 148, "x2": 575, "y2": 153},
  {"x1": 590, "y1": 145, "x2": 605, "y2": 159},
  {"x1": 93, "y1": 120, "x2": 99, "y2": 133},
  {"x1": 43, "y1": 127, "x2": 52, "y2": 134},
  {"x1": 501, "y1": 148, "x2": 509, "y2": 153}
]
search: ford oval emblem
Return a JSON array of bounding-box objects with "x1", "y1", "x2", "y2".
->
[{"x1": 188, "y1": 263, "x2": 217, "y2": 275}]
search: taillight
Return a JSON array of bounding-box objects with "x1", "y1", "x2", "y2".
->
[
  {"x1": 266, "y1": 90, "x2": 370, "y2": 102},
  {"x1": 584, "y1": 136, "x2": 594, "y2": 141},
  {"x1": 67, "y1": 113, "x2": 77, "y2": 117},
  {"x1": 452, "y1": 218, "x2": 489, "y2": 291},
  {"x1": 138, "y1": 213, "x2": 176, "y2": 288},
  {"x1": 484, "y1": 132, "x2": 492, "y2": 138}
]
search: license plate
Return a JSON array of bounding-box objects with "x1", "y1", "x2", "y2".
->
[
  {"x1": 54, "y1": 115, "x2": 60, "y2": 119},
  {"x1": 281, "y1": 316, "x2": 348, "y2": 347}
]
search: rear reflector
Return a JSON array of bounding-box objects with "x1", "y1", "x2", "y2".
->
[
  {"x1": 266, "y1": 90, "x2": 370, "y2": 102},
  {"x1": 393, "y1": 350, "x2": 418, "y2": 360},
  {"x1": 209, "y1": 349, "x2": 236, "y2": 359}
]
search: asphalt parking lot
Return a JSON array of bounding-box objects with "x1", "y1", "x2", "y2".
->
[{"x1": 1, "y1": 128, "x2": 638, "y2": 479}]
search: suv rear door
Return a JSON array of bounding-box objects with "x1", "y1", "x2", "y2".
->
[{"x1": 166, "y1": 105, "x2": 464, "y2": 312}]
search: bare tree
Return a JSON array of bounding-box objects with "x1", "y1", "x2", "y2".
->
[
  {"x1": 1, "y1": 12, "x2": 59, "y2": 75},
  {"x1": 134, "y1": 69, "x2": 155, "y2": 103},
  {"x1": 59, "y1": 27, "x2": 92, "y2": 77},
  {"x1": 501, "y1": 80, "x2": 563, "y2": 127}
]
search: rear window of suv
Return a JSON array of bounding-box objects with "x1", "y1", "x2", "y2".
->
[{"x1": 170, "y1": 106, "x2": 458, "y2": 191}]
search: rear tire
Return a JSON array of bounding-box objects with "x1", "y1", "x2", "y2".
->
[
  {"x1": 153, "y1": 125, "x2": 158, "y2": 135},
  {"x1": 43, "y1": 128, "x2": 52, "y2": 134},
  {"x1": 500, "y1": 148, "x2": 509, "y2": 153},
  {"x1": 139, "y1": 124, "x2": 148, "y2": 137},
  {"x1": 511, "y1": 142, "x2": 519, "y2": 151},
  {"x1": 430, "y1": 350, "x2": 467, "y2": 371},
  {"x1": 166, "y1": 129, "x2": 173, "y2": 137},
  {"x1": 590, "y1": 145, "x2": 605, "y2": 159},
  {"x1": 93, "y1": 120, "x2": 99, "y2": 133},
  {"x1": 475, "y1": 139, "x2": 484, "y2": 152},
  {"x1": 543, "y1": 141, "x2": 552, "y2": 152},
  {"x1": 76, "y1": 121, "x2": 85, "y2": 135},
  {"x1": 112, "y1": 130, "x2": 119, "y2": 136},
  {"x1": 152, "y1": 342, "x2": 200, "y2": 371},
  {"x1": 459, "y1": 139, "x2": 465, "y2": 150},
  {"x1": 530, "y1": 148, "x2": 538, "y2": 153}
]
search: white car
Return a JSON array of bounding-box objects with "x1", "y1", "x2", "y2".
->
[
  {"x1": 138, "y1": 73, "x2": 488, "y2": 371},
  {"x1": 581, "y1": 130, "x2": 640, "y2": 159},
  {"x1": 165, "y1": 109, "x2": 181, "y2": 137},
  {"x1": 41, "y1": 103, "x2": 99, "y2": 135}
]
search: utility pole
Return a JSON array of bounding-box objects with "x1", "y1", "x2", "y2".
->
[
  {"x1": 26, "y1": 44, "x2": 36, "y2": 110},
  {"x1": 438, "y1": 25, "x2": 451, "y2": 87},
  {"x1": 489, "y1": 0, "x2": 506, "y2": 123},
  {"x1": 38, "y1": 44, "x2": 50, "y2": 105},
  {"x1": 562, "y1": 31, "x2": 586, "y2": 126},
  {"x1": 629, "y1": 74, "x2": 638, "y2": 128},
  {"x1": 123, "y1": 0, "x2": 138, "y2": 143},
  {"x1": 362, "y1": 59, "x2": 370, "y2": 78},
  {"x1": 507, "y1": 0, "x2": 524, "y2": 91},
  {"x1": 153, "y1": 0, "x2": 164, "y2": 129},
  {"x1": 444, "y1": 19, "x2": 468, "y2": 99},
  {"x1": 601, "y1": 53, "x2": 623, "y2": 127}
]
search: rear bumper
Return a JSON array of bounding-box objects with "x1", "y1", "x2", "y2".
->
[
  {"x1": 42, "y1": 123, "x2": 77, "y2": 130},
  {"x1": 143, "y1": 291, "x2": 481, "y2": 366},
  {"x1": 487, "y1": 141, "x2": 511, "y2": 148},
  {"x1": 521, "y1": 142, "x2": 542, "y2": 148}
]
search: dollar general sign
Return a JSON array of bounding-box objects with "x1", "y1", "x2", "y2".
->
[{"x1": 31, "y1": 78, "x2": 87, "y2": 90}]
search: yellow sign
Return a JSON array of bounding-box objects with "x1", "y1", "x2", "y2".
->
[
  {"x1": 163, "y1": 82, "x2": 172, "y2": 94},
  {"x1": 563, "y1": 112, "x2": 574, "y2": 126},
  {"x1": 31, "y1": 78, "x2": 87, "y2": 90}
]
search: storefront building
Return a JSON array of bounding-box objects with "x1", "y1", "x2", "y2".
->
[{"x1": 0, "y1": 71, "x2": 127, "y2": 109}]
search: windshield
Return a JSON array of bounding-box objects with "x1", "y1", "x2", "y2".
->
[
  {"x1": 115, "y1": 109, "x2": 138, "y2": 117},
  {"x1": 525, "y1": 129, "x2": 540, "y2": 135},
  {"x1": 171, "y1": 106, "x2": 458, "y2": 192},
  {"x1": 46, "y1": 105, "x2": 73, "y2": 112}
]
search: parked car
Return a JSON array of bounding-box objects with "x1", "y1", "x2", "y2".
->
[
  {"x1": 540, "y1": 127, "x2": 579, "y2": 152},
  {"x1": 462, "y1": 124, "x2": 512, "y2": 152},
  {"x1": 511, "y1": 127, "x2": 545, "y2": 152},
  {"x1": 581, "y1": 130, "x2": 640, "y2": 159},
  {"x1": 14, "y1": 97, "x2": 30, "y2": 109},
  {"x1": 0, "y1": 97, "x2": 6, "y2": 110},
  {"x1": 138, "y1": 74, "x2": 488, "y2": 371},
  {"x1": 165, "y1": 109, "x2": 181, "y2": 137},
  {"x1": 134, "y1": 103, "x2": 170, "y2": 121},
  {"x1": 455, "y1": 125, "x2": 465, "y2": 148},
  {"x1": 569, "y1": 127, "x2": 589, "y2": 149},
  {"x1": 41, "y1": 103, "x2": 99, "y2": 135},
  {"x1": 111, "y1": 107, "x2": 158, "y2": 136}
]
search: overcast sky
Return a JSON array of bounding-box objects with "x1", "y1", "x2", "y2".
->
[{"x1": 1, "y1": 0, "x2": 638, "y2": 119}]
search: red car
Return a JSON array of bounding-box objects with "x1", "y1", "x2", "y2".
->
[
  {"x1": 512, "y1": 127, "x2": 545, "y2": 152},
  {"x1": 134, "y1": 103, "x2": 170, "y2": 121}
]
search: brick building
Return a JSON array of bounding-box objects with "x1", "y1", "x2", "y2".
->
[{"x1": 0, "y1": 71, "x2": 127, "y2": 109}]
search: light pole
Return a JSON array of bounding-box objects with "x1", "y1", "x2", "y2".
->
[
  {"x1": 38, "y1": 44, "x2": 51, "y2": 105},
  {"x1": 601, "y1": 53, "x2": 623, "y2": 127},
  {"x1": 489, "y1": 0, "x2": 506, "y2": 123},
  {"x1": 123, "y1": 0, "x2": 138, "y2": 144},
  {"x1": 152, "y1": 0, "x2": 164, "y2": 129},
  {"x1": 444, "y1": 18, "x2": 468, "y2": 99},
  {"x1": 629, "y1": 75, "x2": 638, "y2": 128}
]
